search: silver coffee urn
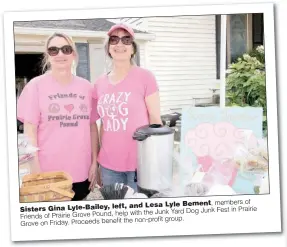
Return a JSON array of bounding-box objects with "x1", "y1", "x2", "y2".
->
[{"x1": 132, "y1": 124, "x2": 175, "y2": 197}]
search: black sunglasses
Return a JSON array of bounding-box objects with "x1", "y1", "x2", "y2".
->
[
  {"x1": 109, "y1": 35, "x2": 133, "y2": 45},
  {"x1": 47, "y1": 45, "x2": 73, "y2": 56}
]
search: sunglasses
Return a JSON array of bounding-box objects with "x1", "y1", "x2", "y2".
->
[
  {"x1": 109, "y1": 35, "x2": 133, "y2": 45},
  {"x1": 47, "y1": 45, "x2": 73, "y2": 56}
]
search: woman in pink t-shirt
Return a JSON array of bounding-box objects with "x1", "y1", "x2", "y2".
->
[
  {"x1": 17, "y1": 33, "x2": 100, "y2": 201},
  {"x1": 92, "y1": 24, "x2": 162, "y2": 191}
]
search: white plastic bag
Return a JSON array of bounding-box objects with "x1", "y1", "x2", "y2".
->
[
  {"x1": 18, "y1": 134, "x2": 39, "y2": 165},
  {"x1": 184, "y1": 182, "x2": 209, "y2": 196},
  {"x1": 127, "y1": 192, "x2": 148, "y2": 199},
  {"x1": 205, "y1": 184, "x2": 236, "y2": 196},
  {"x1": 18, "y1": 134, "x2": 39, "y2": 156},
  {"x1": 18, "y1": 134, "x2": 39, "y2": 187},
  {"x1": 233, "y1": 138, "x2": 268, "y2": 173}
]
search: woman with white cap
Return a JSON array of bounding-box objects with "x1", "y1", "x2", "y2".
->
[{"x1": 92, "y1": 23, "x2": 162, "y2": 191}]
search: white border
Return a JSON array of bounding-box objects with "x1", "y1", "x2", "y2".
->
[{"x1": 3, "y1": 3, "x2": 281, "y2": 242}]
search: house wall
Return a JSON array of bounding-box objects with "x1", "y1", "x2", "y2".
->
[
  {"x1": 137, "y1": 41, "x2": 146, "y2": 68},
  {"x1": 14, "y1": 34, "x2": 99, "y2": 79},
  {"x1": 14, "y1": 34, "x2": 148, "y2": 83},
  {"x1": 145, "y1": 15, "x2": 219, "y2": 114},
  {"x1": 14, "y1": 16, "x2": 219, "y2": 115},
  {"x1": 14, "y1": 34, "x2": 90, "y2": 52}
]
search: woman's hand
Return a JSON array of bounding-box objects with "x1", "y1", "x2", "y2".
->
[
  {"x1": 24, "y1": 122, "x2": 41, "y2": 174},
  {"x1": 88, "y1": 163, "x2": 100, "y2": 190},
  {"x1": 30, "y1": 158, "x2": 41, "y2": 174}
]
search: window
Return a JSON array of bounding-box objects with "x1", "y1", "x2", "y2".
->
[
  {"x1": 215, "y1": 14, "x2": 264, "y2": 80},
  {"x1": 252, "y1": 13, "x2": 264, "y2": 48},
  {"x1": 75, "y1": 43, "x2": 90, "y2": 81},
  {"x1": 229, "y1": 14, "x2": 248, "y2": 63}
]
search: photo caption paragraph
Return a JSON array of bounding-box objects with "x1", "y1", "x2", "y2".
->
[{"x1": 19, "y1": 199, "x2": 257, "y2": 227}]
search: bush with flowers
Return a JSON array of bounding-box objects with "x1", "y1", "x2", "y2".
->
[{"x1": 226, "y1": 45, "x2": 267, "y2": 136}]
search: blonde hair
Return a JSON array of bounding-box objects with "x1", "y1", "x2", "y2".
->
[{"x1": 41, "y1": 32, "x2": 78, "y2": 74}]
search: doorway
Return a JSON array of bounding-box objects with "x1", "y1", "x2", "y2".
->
[
  {"x1": 15, "y1": 53, "x2": 43, "y2": 80},
  {"x1": 15, "y1": 53, "x2": 43, "y2": 133}
]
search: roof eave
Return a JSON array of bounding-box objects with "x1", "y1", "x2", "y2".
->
[{"x1": 13, "y1": 26, "x2": 155, "y2": 41}]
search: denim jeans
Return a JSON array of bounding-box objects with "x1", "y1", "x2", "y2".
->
[{"x1": 100, "y1": 165, "x2": 138, "y2": 192}]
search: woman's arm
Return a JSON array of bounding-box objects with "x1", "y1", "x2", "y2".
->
[
  {"x1": 24, "y1": 122, "x2": 41, "y2": 173},
  {"x1": 89, "y1": 83, "x2": 102, "y2": 188},
  {"x1": 145, "y1": 92, "x2": 163, "y2": 125},
  {"x1": 90, "y1": 122, "x2": 99, "y2": 165},
  {"x1": 99, "y1": 121, "x2": 104, "y2": 145},
  {"x1": 89, "y1": 122, "x2": 101, "y2": 189}
]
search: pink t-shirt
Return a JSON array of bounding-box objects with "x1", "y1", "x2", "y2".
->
[
  {"x1": 92, "y1": 66, "x2": 159, "y2": 172},
  {"x1": 17, "y1": 73, "x2": 97, "y2": 183}
]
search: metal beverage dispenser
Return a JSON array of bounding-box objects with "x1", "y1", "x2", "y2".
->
[{"x1": 132, "y1": 124, "x2": 175, "y2": 197}]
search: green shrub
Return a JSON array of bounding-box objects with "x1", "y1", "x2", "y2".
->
[{"x1": 226, "y1": 45, "x2": 267, "y2": 136}]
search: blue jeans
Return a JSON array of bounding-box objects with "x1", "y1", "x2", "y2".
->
[{"x1": 100, "y1": 165, "x2": 138, "y2": 192}]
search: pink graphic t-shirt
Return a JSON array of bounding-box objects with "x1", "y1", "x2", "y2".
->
[
  {"x1": 92, "y1": 66, "x2": 159, "y2": 172},
  {"x1": 17, "y1": 73, "x2": 98, "y2": 182}
]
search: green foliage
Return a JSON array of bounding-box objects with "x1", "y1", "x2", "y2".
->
[
  {"x1": 226, "y1": 45, "x2": 267, "y2": 136},
  {"x1": 238, "y1": 45, "x2": 265, "y2": 64}
]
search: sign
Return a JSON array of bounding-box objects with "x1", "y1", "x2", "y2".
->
[{"x1": 179, "y1": 106, "x2": 263, "y2": 194}]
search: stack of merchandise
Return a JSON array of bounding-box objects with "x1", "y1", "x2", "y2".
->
[
  {"x1": 18, "y1": 134, "x2": 39, "y2": 186},
  {"x1": 234, "y1": 139, "x2": 268, "y2": 174},
  {"x1": 233, "y1": 138, "x2": 269, "y2": 194},
  {"x1": 85, "y1": 183, "x2": 148, "y2": 200},
  {"x1": 151, "y1": 138, "x2": 269, "y2": 198},
  {"x1": 84, "y1": 137, "x2": 269, "y2": 200}
]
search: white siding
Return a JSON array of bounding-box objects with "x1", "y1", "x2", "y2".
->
[
  {"x1": 107, "y1": 18, "x2": 148, "y2": 31},
  {"x1": 146, "y1": 15, "x2": 219, "y2": 114},
  {"x1": 138, "y1": 42, "x2": 146, "y2": 68}
]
